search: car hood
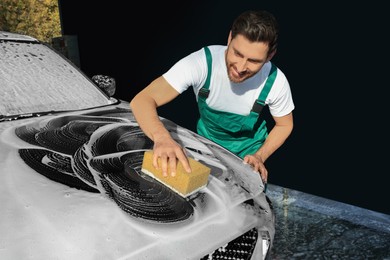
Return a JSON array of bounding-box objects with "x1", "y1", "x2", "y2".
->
[{"x1": 0, "y1": 102, "x2": 273, "y2": 260}]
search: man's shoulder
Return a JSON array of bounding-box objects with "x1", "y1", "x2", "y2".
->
[
  {"x1": 204, "y1": 45, "x2": 226, "y2": 53},
  {"x1": 201, "y1": 45, "x2": 226, "y2": 64},
  {"x1": 187, "y1": 45, "x2": 226, "y2": 64}
]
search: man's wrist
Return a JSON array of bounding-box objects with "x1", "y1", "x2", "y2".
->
[{"x1": 151, "y1": 128, "x2": 171, "y2": 142}]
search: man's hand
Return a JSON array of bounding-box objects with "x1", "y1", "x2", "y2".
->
[
  {"x1": 243, "y1": 154, "x2": 268, "y2": 184},
  {"x1": 152, "y1": 138, "x2": 191, "y2": 177}
]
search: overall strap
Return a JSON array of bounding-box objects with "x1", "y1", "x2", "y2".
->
[
  {"x1": 198, "y1": 46, "x2": 212, "y2": 99},
  {"x1": 251, "y1": 63, "x2": 277, "y2": 114}
]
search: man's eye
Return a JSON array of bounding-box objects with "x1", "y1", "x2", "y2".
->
[
  {"x1": 234, "y1": 51, "x2": 243, "y2": 57},
  {"x1": 249, "y1": 59, "x2": 261, "y2": 64}
]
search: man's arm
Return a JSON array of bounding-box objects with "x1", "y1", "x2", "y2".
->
[
  {"x1": 130, "y1": 76, "x2": 191, "y2": 176},
  {"x1": 243, "y1": 112, "x2": 294, "y2": 182}
]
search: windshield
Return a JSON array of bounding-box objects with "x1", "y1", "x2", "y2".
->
[{"x1": 0, "y1": 32, "x2": 114, "y2": 117}]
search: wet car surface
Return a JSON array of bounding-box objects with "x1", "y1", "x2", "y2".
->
[{"x1": 0, "y1": 31, "x2": 275, "y2": 259}]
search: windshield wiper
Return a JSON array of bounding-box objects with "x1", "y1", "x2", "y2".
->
[
  {"x1": 0, "y1": 111, "x2": 57, "y2": 122},
  {"x1": 0, "y1": 100, "x2": 122, "y2": 123}
]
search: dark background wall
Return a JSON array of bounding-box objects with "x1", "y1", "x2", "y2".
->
[{"x1": 58, "y1": 1, "x2": 389, "y2": 215}]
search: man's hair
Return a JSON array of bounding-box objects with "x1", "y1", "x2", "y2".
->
[{"x1": 231, "y1": 10, "x2": 279, "y2": 56}]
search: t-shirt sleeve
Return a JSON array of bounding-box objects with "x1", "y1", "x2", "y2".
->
[
  {"x1": 162, "y1": 48, "x2": 207, "y2": 94},
  {"x1": 267, "y1": 72, "x2": 295, "y2": 117}
]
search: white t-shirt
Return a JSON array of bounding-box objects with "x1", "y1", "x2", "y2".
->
[{"x1": 163, "y1": 45, "x2": 294, "y2": 117}]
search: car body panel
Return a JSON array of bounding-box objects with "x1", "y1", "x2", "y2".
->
[{"x1": 0, "y1": 31, "x2": 275, "y2": 260}]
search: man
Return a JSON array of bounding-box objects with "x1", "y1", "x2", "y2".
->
[{"x1": 130, "y1": 10, "x2": 294, "y2": 184}]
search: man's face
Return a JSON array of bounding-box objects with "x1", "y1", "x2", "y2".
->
[{"x1": 225, "y1": 34, "x2": 270, "y2": 83}]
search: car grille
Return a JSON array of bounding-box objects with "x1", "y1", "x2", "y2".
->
[{"x1": 200, "y1": 227, "x2": 258, "y2": 260}]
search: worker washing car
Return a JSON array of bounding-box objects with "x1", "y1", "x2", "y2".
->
[{"x1": 130, "y1": 10, "x2": 295, "y2": 185}]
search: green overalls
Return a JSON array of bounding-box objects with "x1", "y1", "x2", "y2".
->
[{"x1": 196, "y1": 46, "x2": 277, "y2": 158}]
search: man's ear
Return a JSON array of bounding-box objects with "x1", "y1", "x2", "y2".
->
[
  {"x1": 227, "y1": 31, "x2": 232, "y2": 45},
  {"x1": 267, "y1": 49, "x2": 277, "y2": 61}
]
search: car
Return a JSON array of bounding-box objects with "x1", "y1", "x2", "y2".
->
[{"x1": 0, "y1": 30, "x2": 275, "y2": 260}]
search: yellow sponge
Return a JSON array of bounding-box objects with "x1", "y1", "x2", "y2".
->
[{"x1": 141, "y1": 150, "x2": 211, "y2": 197}]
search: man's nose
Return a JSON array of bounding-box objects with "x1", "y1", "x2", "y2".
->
[{"x1": 236, "y1": 59, "x2": 248, "y2": 72}]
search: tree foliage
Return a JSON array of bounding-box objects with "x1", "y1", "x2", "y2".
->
[{"x1": 0, "y1": 0, "x2": 61, "y2": 43}]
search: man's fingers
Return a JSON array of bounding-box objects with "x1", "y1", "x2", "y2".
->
[
  {"x1": 176, "y1": 151, "x2": 191, "y2": 173},
  {"x1": 152, "y1": 147, "x2": 191, "y2": 177},
  {"x1": 243, "y1": 156, "x2": 249, "y2": 164},
  {"x1": 243, "y1": 154, "x2": 268, "y2": 183},
  {"x1": 168, "y1": 154, "x2": 177, "y2": 177},
  {"x1": 152, "y1": 153, "x2": 159, "y2": 170},
  {"x1": 259, "y1": 168, "x2": 268, "y2": 184},
  {"x1": 159, "y1": 154, "x2": 168, "y2": 177}
]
